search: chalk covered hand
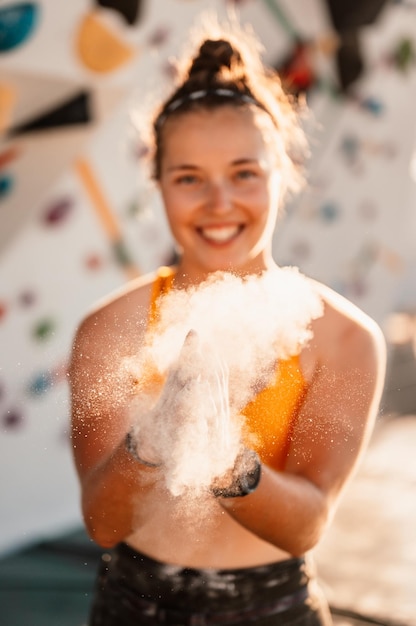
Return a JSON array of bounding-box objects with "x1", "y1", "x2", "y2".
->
[
  {"x1": 128, "y1": 330, "x2": 243, "y2": 495},
  {"x1": 211, "y1": 447, "x2": 262, "y2": 498}
]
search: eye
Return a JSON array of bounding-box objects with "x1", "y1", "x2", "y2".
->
[
  {"x1": 235, "y1": 169, "x2": 258, "y2": 181},
  {"x1": 175, "y1": 174, "x2": 199, "y2": 185}
]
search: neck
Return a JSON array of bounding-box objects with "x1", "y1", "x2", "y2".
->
[{"x1": 173, "y1": 256, "x2": 278, "y2": 289}]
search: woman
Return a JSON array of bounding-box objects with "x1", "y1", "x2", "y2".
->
[{"x1": 69, "y1": 25, "x2": 386, "y2": 626}]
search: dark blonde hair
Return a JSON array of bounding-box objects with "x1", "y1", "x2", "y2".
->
[{"x1": 150, "y1": 26, "x2": 308, "y2": 198}]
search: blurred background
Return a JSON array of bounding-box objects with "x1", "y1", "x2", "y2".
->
[{"x1": 0, "y1": 0, "x2": 415, "y2": 624}]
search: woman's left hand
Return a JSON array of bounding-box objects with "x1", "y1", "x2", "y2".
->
[{"x1": 131, "y1": 330, "x2": 242, "y2": 494}]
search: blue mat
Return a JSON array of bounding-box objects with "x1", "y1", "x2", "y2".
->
[{"x1": 0, "y1": 528, "x2": 103, "y2": 626}]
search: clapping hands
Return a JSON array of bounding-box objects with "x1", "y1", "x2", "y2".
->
[{"x1": 130, "y1": 330, "x2": 241, "y2": 495}]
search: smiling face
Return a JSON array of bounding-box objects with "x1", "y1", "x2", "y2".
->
[{"x1": 158, "y1": 105, "x2": 282, "y2": 284}]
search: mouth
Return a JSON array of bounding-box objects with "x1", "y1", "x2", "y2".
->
[{"x1": 197, "y1": 225, "x2": 244, "y2": 245}]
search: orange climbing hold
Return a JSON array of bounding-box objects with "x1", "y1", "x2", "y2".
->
[{"x1": 75, "y1": 12, "x2": 135, "y2": 74}]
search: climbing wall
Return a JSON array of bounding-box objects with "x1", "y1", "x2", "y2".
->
[
  {"x1": 273, "y1": 3, "x2": 416, "y2": 323},
  {"x1": 0, "y1": 0, "x2": 415, "y2": 555}
]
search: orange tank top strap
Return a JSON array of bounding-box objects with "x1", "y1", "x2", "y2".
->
[
  {"x1": 139, "y1": 266, "x2": 177, "y2": 393},
  {"x1": 148, "y1": 266, "x2": 176, "y2": 328}
]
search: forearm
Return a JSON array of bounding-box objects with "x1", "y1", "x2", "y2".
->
[
  {"x1": 219, "y1": 464, "x2": 331, "y2": 556},
  {"x1": 80, "y1": 437, "x2": 161, "y2": 548}
]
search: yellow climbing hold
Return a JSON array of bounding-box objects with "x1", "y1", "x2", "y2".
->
[
  {"x1": 75, "y1": 12, "x2": 135, "y2": 74},
  {"x1": 0, "y1": 83, "x2": 16, "y2": 133}
]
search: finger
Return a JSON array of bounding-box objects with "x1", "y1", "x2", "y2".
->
[
  {"x1": 164, "y1": 331, "x2": 201, "y2": 390},
  {"x1": 207, "y1": 352, "x2": 229, "y2": 403},
  {"x1": 185, "y1": 328, "x2": 199, "y2": 343},
  {"x1": 182, "y1": 328, "x2": 201, "y2": 354}
]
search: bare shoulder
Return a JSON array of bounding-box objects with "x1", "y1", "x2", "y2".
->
[
  {"x1": 69, "y1": 269, "x2": 158, "y2": 415},
  {"x1": 72, "y1": 270, "x2": 158, "y2": 358},
  {"x1": 308, "y1": 279, "x2": 386, "y2": 375}
]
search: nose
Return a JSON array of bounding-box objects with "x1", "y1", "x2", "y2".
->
[{"x1": 205, "y1": 180, "x2": 233, "y2": 214}]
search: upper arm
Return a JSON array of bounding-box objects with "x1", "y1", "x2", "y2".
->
[
  {"x1": 69, "y1": 310, "x2": 137, "y2": 482},
  {"x1": 69, "y1": 278, "x2": 154, "y2": 483},
  {"x1": 285, "y1": 305, "x2": 386, "y2": 505}
]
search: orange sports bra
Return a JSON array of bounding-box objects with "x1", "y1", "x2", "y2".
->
[{"x1": 148, "y1": 266, "x2": 307, "y2": 471}]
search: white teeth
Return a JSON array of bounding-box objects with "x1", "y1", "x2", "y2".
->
[{"x1": 200, "y1": 226, "x2": 240, "y2": 243}]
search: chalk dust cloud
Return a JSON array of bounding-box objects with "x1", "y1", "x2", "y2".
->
[{"x1": 127, "y1": 267, "x2": 323, "y2": 496}]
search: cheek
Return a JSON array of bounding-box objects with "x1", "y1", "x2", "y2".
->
[
  {"x1": 164, "y1": 203, "x2": 181, "y2": 232},
  {"x1": 249, "y1": 183, "x2": 277, "y2": 217},
  {"x1": 252, "y1": 177, "x2": 281, "y2": 226},
  {"x1": 161, "y1": 194, "x2": 191, "y2": 238},
  {"x1": 236, "y1": 180, "x2": 268, "y2": 205},
  {"x1": 160, "y1": 185, "x2": 181, "y2": 220}
]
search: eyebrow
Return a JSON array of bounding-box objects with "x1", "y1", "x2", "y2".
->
[
  {"x1": 166, "y1": 164, "x2": 199, "y2": 173},
  {"x1": 232, "y1": 158, "x2": 259, "y2": 166},
  {"x1": 166, "y1": 158, "x2": 260, "y2": 173}
]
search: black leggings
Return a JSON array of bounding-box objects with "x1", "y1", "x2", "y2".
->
[{"x1": 89, "y1": 542, "x2": 332, "y2": 625}]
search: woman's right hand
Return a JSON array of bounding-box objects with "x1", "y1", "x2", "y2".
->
[{"x1": 130, "y1": 330, "x2": 241, "y2": 494}]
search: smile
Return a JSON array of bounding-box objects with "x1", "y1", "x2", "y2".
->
[{"x1": 198, "y1": 225, "x2": 243, "y2": 244}]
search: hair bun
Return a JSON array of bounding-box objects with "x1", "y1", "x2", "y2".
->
[{"x1": 188, "y1": 39, "x2": 242, "y2": 78}]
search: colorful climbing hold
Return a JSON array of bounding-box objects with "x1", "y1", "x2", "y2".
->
[
  {"x1": 2, "y1": 407, "x2": 24, "y2": 429},
  {"x1": 113, "y1": 239, "x2": 133, "y2": 266},
  {"x1": 340, "y1": 134, "x2": 360, "y2": 165},
  {"x1": 133, "y1": 141, "x2": 150, "y2": 161},
  {"x1": 32, "y1": 317, "x2": 56, "y2": 341},
  {"x1": 392, "y1": 37, "x2": 415, "y2": 73},
  {"x1": 0, "y1": 145, "x2": 21, "y2": 170},
  {"x1": 147, "y1": 25, "x2": 170, "y2": 48},
  {"x1": 0, "y1": 301, "x2": 7, "y2": 321},
  {"x1": 10, "y1": 92, "x2": 91, "y2": 136},
  {"x1": 0, "y1": 83, "x2": 16, "y2": 133},
  {"x1": 359, "y1": 96, "x2": 384, "y2": 116},
  {"x1": 96, "y1": 0, "x2": 143, "y2": 26},
  {"x1": 75, "y1": 12, "x2": 135, "y2": 74},
  {"x1": 85, "y1": 253, "x2": 105, "y2": 270},
  {"x1": 320, "y1": 201, "x2": 340, "y2": 223},
  {"x1": 0, "y1": 3, "x2": 39, "y2": 53},
  {"x1": 18, "y1": 290, "x2": 36, "y2": 307},
  {"x1": 42, "y1": 197, "x2": 73, "y2": 225},
  {"x1": 0, "y1": 173, "x2": 13, "y2": 199},
  {"x1": 27, "y1": 370, "x2": 53, "y2": 396}
]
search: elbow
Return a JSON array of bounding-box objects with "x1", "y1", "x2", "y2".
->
[
  {"x1": 287, "y1": 531, "x2": 322, "y2": 557},
  {"x1": 88, "y1": 526, "x2": 120, "y2": 549},
  {"x1": 95, "y1": 535, "x2": 120, "y2": 549},
  {"x1": 83, "y1": 513, "x2": 121, "y2": 549},
  {"x1": 285, "y1": 504, "x2": 332, "y2": 557},
  {"x1": 82, "y1": 497, "x2": 128, "y2": 549}
]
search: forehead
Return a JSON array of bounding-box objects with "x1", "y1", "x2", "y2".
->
[{"x1": 160, "y1": 106, "x2": 277, "y2": 165}]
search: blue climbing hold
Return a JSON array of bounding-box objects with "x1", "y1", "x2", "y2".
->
[
  {"x1": 0, "y1": 3, "x2": 40, "y2": 53},
  {"x1": 0, "y1": 173, "x2": 13, "y2": 199},
  {"x1": 320, "y1": 201, "x2": 340, "y2": 223},
  {"x1": 28, "y1": 371, "x2": 53, "y2": 396}
]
